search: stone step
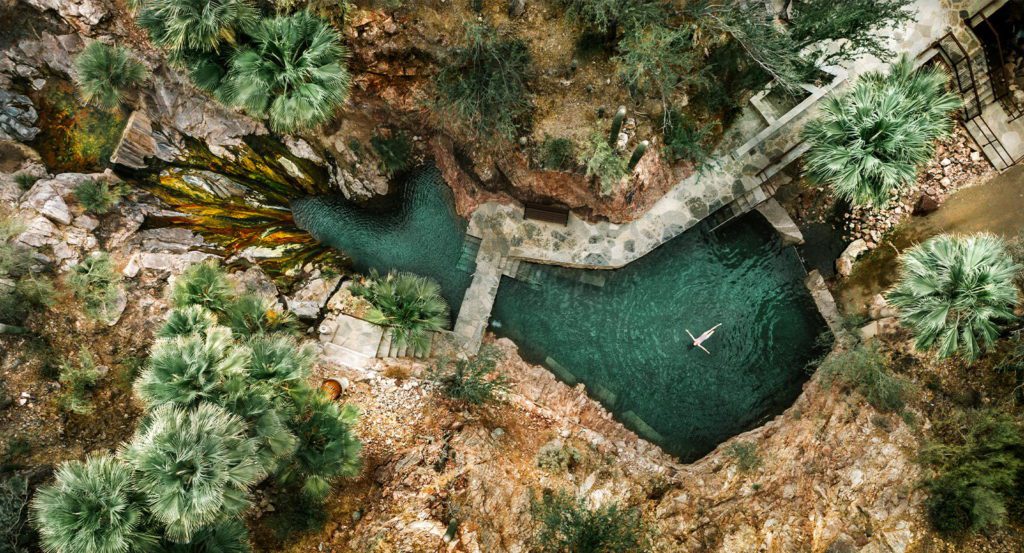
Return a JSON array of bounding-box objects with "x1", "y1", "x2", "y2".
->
[{"x1": 322, "y1": 342, "x2": 373, "y2": 370}]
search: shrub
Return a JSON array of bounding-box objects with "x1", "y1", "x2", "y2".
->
[
  {"x1": 536, "y1": 440, "x2": 582, "y2": 473},
  {"x1": 433, "y1": 22, "x2": 532, "y2": 141},
  {"x1": 539, "y1": 136, "x2": 574, "y2": 171},
  {"x1": 802, "y1": 56, "x2": 961, "y2": 206},
  {"x1": 58, "y1": 350, "x2": 102, "y2": 414},
  {"x1": 530, "y1": 490, "x2": 653, "y2": 552},
  {"x1": 615, "y1": 25, "x2": 703, "y2": 110},
  {"x1": 1, "y1": 277, "x2": 56, "y2": 326},
  {"x1": 157, "y1": 305, "x2": 220, "y2": 339},
  {"x1": 280, "y1": 389, "x2": 362, "y2": 500},
  {"x1": 134, "y1": 326, "x2": 248, "y2": 409},
  {"x1": 921, "y1": 410, "x2": 1024, "y2": 535},
  {"x1": 137, "y1": 0, "x2": 258, "y2": 55},
  {"x1": 121, "y1": 402, "x2": 264, "y2": 542},
  {"x1": 30, "y1": 455, "x2": 149, "y2": 553},
  {"x1": 66, "y1": 253, "x2": 122, "y2": 322},
  {"x1": 223, "y1": 293, "x2": 297, "y2": 338},
  {"x1": 370, "y1": 132, "x2": 412, "y2": 176},
  {"x1": 350, "y1": 271, "x2": 450, "y2": 355},
  {"x1": 427, "y1": 345, "x2": 509, "y2": 405},
  {"x1": 819, "y1": 343, "x2": 911, "y2": 413},
  {"x1": 73, "y1": 179, "x2": 123, "y2": 214},
  {"x1": 726, "y1": 441, "x2": 761, "y2": 472},
  {"x1": 222, "y1": 11, "x2": 350, "y2": 133},
  {"x1": 887, "y1": 234, "x2": 1018, "y2": 361},
  {"x1": 170, "y1": 261, "x2": 234, "y2": 313},
  {"x1": 74, "y1": 41, "x2": 149, "y2": 110},
  {"x1": 13, "y1": 173, "x2": 39, "y2": 190},
  {"x1": 662, "y1": 109, "x2": 712, "y2": 165},
  {"x1": 246, "y1": 334, "x2": 313, "y2": 386},
  {"x1": 582, "y1": 133, "x2": 627, "y2": 195},
  {"x1": 0, "y1": 474, "x2": 31, "y2": 552},
  {"x1": 157, "y1": 519, "x2": 251, "y2": 553},
  {"x1": 557, "y1": 0, "x2": 666, "y2": 35}
]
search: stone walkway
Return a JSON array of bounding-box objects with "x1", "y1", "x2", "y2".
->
[{"x1": 452, "y1": 0, "x2": 988, "y2": 352}]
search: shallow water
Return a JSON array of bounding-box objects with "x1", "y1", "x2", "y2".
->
[{"x1": 294, "y1": 167, "x2": 827, "y2": 461}]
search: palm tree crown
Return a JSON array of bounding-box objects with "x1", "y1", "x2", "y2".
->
[
  {"x1": 351, "y1": 271, "x2": 450, "y2": 355},
  {"x1": 887, "y1": 234, "x2": 1019, "y2": 360},
  {"x1": 802, "y1": 56, "x2": 962, "y2": 206},
  {"x1": 223, "y1": 11, "x2": 350, "y2": 133},
  {"x1": 135, "y1": 326, "x2": 249, "y2": 409},
  {"x1": 136, "y1": 0, "x2": 257, "y2": 55},
  {"x1": 74, "y1": 41, "x2": 149, "y2": 110}
]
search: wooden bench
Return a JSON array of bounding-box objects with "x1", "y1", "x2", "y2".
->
[{"x1": 523, "y1": 202, "x2": 570, "y2": 225}]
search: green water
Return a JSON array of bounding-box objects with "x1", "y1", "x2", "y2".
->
[{"x1": 293, "y1": 168, "x2": 826, "y2": 461}]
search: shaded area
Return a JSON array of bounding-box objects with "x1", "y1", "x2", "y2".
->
[{"x1": 293, "y1": 167, "x2": 827, "y2": 461}]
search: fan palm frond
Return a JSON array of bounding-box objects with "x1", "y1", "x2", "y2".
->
[
  {"x1": 351, "y1": 270, "x2": 450, "y2": 356},
  {"x1": 279, "y1": 388, "x2": 361, "y2": 500},
  {"x1": 158, "y1": 305, "x2": 220, "y2": 339},
  {"x1": 135, "y1": 326, "x2": 249, "y2": 409},
  {"x1": 136, "y1": 0, "x2": 257, "y2": 55},
  {"x1": 169, "y1": 262, "x2": 234, "y2": 313},
  {"x1": 74, "y1": 41, "x2": 149, "y2": 110},
  {"x1": 223, "y1": 294, "x2": 298, "y2": 338}
]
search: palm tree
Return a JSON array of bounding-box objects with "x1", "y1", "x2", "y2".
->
[
  {"x1": 280, "y1": 388, "x2": 361, "y2": 500},
  {"x1": 886, "y1": 234, "x2": 1019, "y2": 360},
  {"x1": 120, "y1": 403, "x2": 264, "y2": 543},
  {"x1": 350, "y1": 271, "x2": 450, "y2": 355},
  {"x1": 135, "y1": 326, "x2": 248, "y2": 409},
  {"x1": 222, "y1": 11, "x2": 350, "y2": 133},
  {"x1": 74, "y1": 42, "x2": 149, "y2": 110},
  {"x1": 158, "y1": 305, "x2": 220, "y2": 338},
  {"x1": 169, "y1": 262, "x2": 234, "y2": 313},
  {"x1": 136, "y1": 0, "x2": 257, "y2": 55},
  {"x1": 31, "y1": 455, "x2": 153, "y2": 553},
  {"x1": 802, "y1": 56, "x2": 962, "y2": 206},
  {"x1": 223, "y1": 293, "x2": 298, "y2": 338},
  {"x1": 156, "y1": 519, "x2": 251, "y2": 553},
  {"x1": 245, "y1": 334, "x2": 314, "y2": 386}
]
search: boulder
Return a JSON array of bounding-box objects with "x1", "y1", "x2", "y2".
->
[
  {"x1": 0, "y1": 90, "x2": 39, "y2": 142},
  {"x1": 140, "y1": 251, "x2": 220, "y2": 273},
  {"x1": 286, "y1": 273, "x2": 342, "y2": 319},
  {"x1": 20, "y1": 179, "x2": 71, "y2": 224},
  {"x1": 836, "y1": 239, "x2": 869, "y2": 277},
  {"x1": 914, "y1": 194, "x2": 940, "y2": 215}
]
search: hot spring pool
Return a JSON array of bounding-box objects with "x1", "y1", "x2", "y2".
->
[{"x1": 293, "y1": 168, "x2": 827, "y2": 461}]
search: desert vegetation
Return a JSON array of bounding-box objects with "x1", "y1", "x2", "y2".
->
[
  {"x1": 73, "y1": 41, "x2": 149, "y2": 110},
  {"x1": 350, "y1": 270, "x2": 449, "y2": 355}
]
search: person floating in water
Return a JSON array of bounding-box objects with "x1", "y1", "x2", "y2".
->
[{"x1": 686, "y1": 324, "x2": 722, "y2": 355}]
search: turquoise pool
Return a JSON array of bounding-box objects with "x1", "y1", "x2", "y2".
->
[{"x1": 293, "y1": 168, "x2": 827, "y2": 461}]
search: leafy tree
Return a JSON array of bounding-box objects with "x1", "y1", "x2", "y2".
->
[
  {"x1": 582, "y1": 133, "x2": 627, "y2": 195},
  {"x1": 427, "y1": 345, "x2": 509, "y2": 405},
  {"x1": 73, "y1": 179, "x2": 123, "y2": 215},
  {"x1": 530, "y1": 490, "x2": 653, "y2": 552},
  {"x1": 74, "y1": 42, "x2": 149, "y2": 110},
  {"x1": 557, "y1": 0, "x2": 666, "y2": 35},
  {"x1": 921, "y1": 410, "x2": 1024, "y2": 535},
  {"x1": 222, "y1": 11, "x2": 350, "y2": 133},
  {"x1": 157, "y1": 305, "x2": 220, "y2": 339},
  {"x1": 134, "y1": 326, "x2": 248, "y2": 409},
  {"x1": 615, "y1": 25, "x2": 704, "y2": 114},
  {"x1": 66, "y1": 253, "x2": 122, "y2": 322},
  {"x1": 432, "y1": 22, "x2": 532, "y2": 141},
  {"x1": 58, "y1": 350, "x2": 103, "y2": 415},
  {"x1": 280, "y1": 389, "x2": 361, "y2": 500},
  {"x1": 887, "y1": 234, "x2": 1018, "y2": 361},
  {"x1": 120, "y1": 403, "x2": 264, "y2": 543},
  {"x1": 802, "y1": 57, "x2": 961, "y2": 206},
  {"x1": 350, "y1": 271, "x2": 450, "y2": 355},
  {"x1": 169, "y1": 262, "x2": 234, "y2": 313},
  {"x1": 30, "y1": 455, "x2": 152, "y2": 553},
  {"x1": 788, "y1": 0, "x2": 914, "y2": 68},
  {"x1": 136, "y1": 0, "x2": 258, "y2": 55},
  {"x1": 223, "y1": 293, "x2": 297, "y2": 338}
]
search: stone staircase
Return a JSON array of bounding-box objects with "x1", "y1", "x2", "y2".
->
[{"x1": 374, "y1": 328, "x2": 437, "y2": 359}]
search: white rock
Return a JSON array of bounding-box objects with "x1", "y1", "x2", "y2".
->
[
  {"x1": 21, "y1": 179, "x2": 71, "y2": 224},
  {"x1": 836, "y1": 239, "x2": 869, "y2": 277}
]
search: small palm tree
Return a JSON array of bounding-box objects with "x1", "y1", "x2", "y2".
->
[
  {"x1": 280, "y1": 388, "x2": 361, "y2": 500},
  {"x1": 802, "y1": 56, "x2": 962, "y2": 206},
  {"x1": 169, "y1": 261, "x2": 234, "y2": 313},
  {"x1": 887, "y1": 234, "x2": 1019, "y2": 360},
  {"x1": 136, "y1": 0, "x2": 258, "y2": 55},
  {"x1": 222, "y1": 11, "x2": 350, "y2": 133},
  {"x1": 158, "y1": 305, "x2": 220, "y2": 338},
  {"x1": 135, "y1": 326, "x2": 249, "y2": 409},
  {"x1": 74, "y1": 42, "x2": 149, "y2": 110},
  {"x1": 31, "y1": 455, "x2": 153, "y2": 553},
  {"x1": 156, "y1": 519, "x2": 251, "y2": 553},
  {"x1": 245, "y1": 334, "x2": 314, "y2": 386},
  {"x1": 120, "y1": 402, "x2": 264, "y2": 543},
  {"x1": 350, "y1": 270, "x2": 450, "y2": 355},
  {"x1": 223, "y1": 293, "x2": 298, "y2": 338}
]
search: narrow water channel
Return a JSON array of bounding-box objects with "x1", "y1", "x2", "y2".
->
[{"x1": 293, "y1": 167, "x2": 827, "y2": 461}]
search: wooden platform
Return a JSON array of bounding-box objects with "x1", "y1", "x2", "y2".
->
[{"x1": 523, "y1": 202, "x2": 570, "y2": 225}]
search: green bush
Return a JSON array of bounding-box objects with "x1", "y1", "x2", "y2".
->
[
  {"x1": 245, "y1": 334, "x2": 313, "y2": 386},
  {"x1": 66, "y1": 253, "x2": 122, "y2": 322},
  {"x1": 615, "y1": 25, "x2": 702, "y2": 110},
  {"x1": 726, "y1": 441, "x2": 761, "y2": 472},
  {"x1": 370, "y1": 132, "x2": 413, "y2": 176},
  {"x1": 887, "y1": 234, "x2": 1017, "y2": 361},
  {"x1": 74, "y1": 41, "x2": 149, "y2": 110},
  {"x1": 222, "y1": 11, "x2": 351, "y2": 133},
  {"x1": 223, "y1": 293, "x2": 297, "y2": 338},
  {"x1": 280, "y1": 389, "x2": 362, "y2": 500},
  {"x1": 557, "y1": 0, "x2": 665, "y2": 35},
  {"x1": 58, "y1": 350, "x2": 102, "y2": 414},
  {"x1": 662, "y1": 109, "x2": 712, "y2": 165},
  {"x1": 73, "y1": 179, "x2": 123, "y2": 214},
  {"x1": 539, "y1": 136, "x2": 575, "y2": 171},
  {"x1": 351, "y1": 271, "x2": 450, "y2": 356},
  {"x1": 0, "y1": 276, "x2": 56, "y2": 326},
  {"x1": 530, "y1": 490, "x2": 653, "y2": 552},
  {"x1": 819, "y1": 344, "x2": 912, "y2": 413},
  {"x1": 582, "y1": 133, "x2": 627, "y2": 195},
  {"x1": 30, "y1": 455, "x2": 148, "y2": 553},
  {"x1": 802, "y1": 56, "x2": 961, "y2": 206},
  {"x1": 13, "y1": 173, "x2": 39, "y2": 191},
  {"x1": 536, "y1": 441, "x2": 582, "y2": 473},
  {"x1": 0, "y1": 474, "x2": 31, "y2": 553},
  {"x1": 921, "y1": 410, "x2": 1024, "y2": 535},
  {"x1": 135, "y1": 326, "x2": 247, "y2": 409},
  {"x1": 427, "y1": 345, "x2": 509, "y2": 406},
  {"x1": 433, "y1": 22, "x2": 532, "y2": 140},
  {"x1": 169, "y1": 261, "x2": 234, "y2": 313}
]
